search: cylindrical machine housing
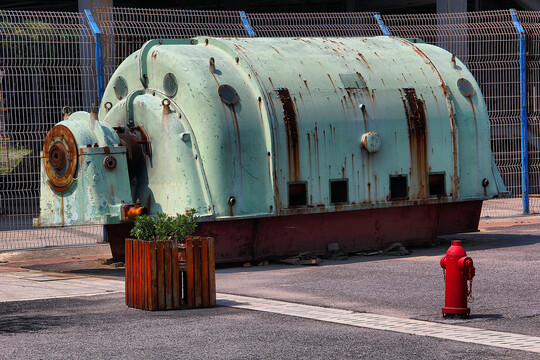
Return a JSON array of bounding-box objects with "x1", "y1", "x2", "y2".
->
[{"x1": 37, "y1": 36, "x2": 507, "y2": 261}]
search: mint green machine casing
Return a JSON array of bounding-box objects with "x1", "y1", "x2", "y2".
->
[{"x1": 36, "y1": 37, "x2": 506, "y2": 254}]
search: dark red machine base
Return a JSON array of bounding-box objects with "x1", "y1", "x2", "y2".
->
[{"x1": 108, "y1": 200, "x2": 483, "y2": 263}]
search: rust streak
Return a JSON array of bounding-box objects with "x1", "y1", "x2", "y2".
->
[
  {"x1": 258, "y1": 97, "x2": 264, "y2": 129},
  {"x1": 327, "y1": 74, "x2": 337, "y2": 91},
  {"x1": 314, "y1": 124, "x2": 320, "y2": 199},
  {"x1": 230, "y1": 105, "x2": 242, "y2": 168},
  {"x1": 271, "y1": 46, "x2": 281, "y2": 55},
  {"x1": 468, "y1": 97, "x2": 480, "y2": 164},
  {"x1": 345, "y1": 89, "x2": 356, "y2": 111},
  {"x1": 357, "y1": 53, "x2": 372, "y2": 72},
  {"x1": 298, "y1": 92, "x2": 304, "y2": 105},
  {"x1": 351, "y1": 154, "x2": 355, "y2": 200},
  {"x1": 307, "y1": 133, "x2": 312, "y2": 185},
  {"x1": 277, "y1": 88, "x2": 300, "y2": 182},
  {"x1": 60, "y1": 193, "x2": 65, "y2": 226},
  {"x1": 374, "y1": 174, "x2": 378, "y2": 200},
  {"x1": 209, "y1": 65, "x2": 221, "y2": 86},
  {"x1": 267, "y1": 151, "x2": 272, "y2": 184},
  {"x1": 402, "y1": 88, "x2": 428, "y2": 199},
  {"x1": 362, "y1": 105, "x2": 368, "y2": 131},
  {"x1": 396, "y1": 37, "x2": 458, "y2": 198},
  {"x1": 431, "y1": 90, "x2": 439, "y2": 106},
  {"x1": 299, "y1": 75, "x2": 311, "y2": 95}
]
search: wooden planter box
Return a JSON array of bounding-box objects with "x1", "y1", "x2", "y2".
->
[
  {"x1": 125, "y1": 237, "x2": 215, "y2": 310},
  {"x1": 179, "y1": 236, "x2": 216, "y2": 308}
]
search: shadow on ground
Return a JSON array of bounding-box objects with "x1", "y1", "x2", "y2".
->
[{"x1": 22, "y1": 260, "x2": 125, "y2": 279}]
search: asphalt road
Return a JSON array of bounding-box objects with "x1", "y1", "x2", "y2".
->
[
  {"x1": 0, "y1": 217, "x2": 539, "y2": 359},
  {"x1": 1, "y1": 294, "x2": 538, "y2": 360},
  {"x1": 216, "y1": 218, "x2": 540, "y2": 336}
]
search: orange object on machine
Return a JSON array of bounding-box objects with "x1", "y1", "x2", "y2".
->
[{"x1": 122, "y1": 200, "x2": 147, "y2": 221}]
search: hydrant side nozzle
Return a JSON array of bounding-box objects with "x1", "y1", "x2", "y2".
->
[
  {"x1": 458, "y1": 256, "x2": 473, "y2": 269},
  {"x1": 440, "y1": 256, "x2": 447, "y2": 269},
  {"x1": 458, "y1": 256, "x2": 475, "y2": 279}
]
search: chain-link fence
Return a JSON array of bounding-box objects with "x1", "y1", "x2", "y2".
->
[{"x1": 0, "y1": 7, "x2": 538, "y2": 251}]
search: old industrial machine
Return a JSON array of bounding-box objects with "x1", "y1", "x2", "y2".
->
[{"x1": 35, "y1": 36, "x2": 506, "y2": 262}]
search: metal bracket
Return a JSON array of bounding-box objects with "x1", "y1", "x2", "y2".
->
[
  {"x1": 510, "y1": 8, "x2": 529, "y2": 214},
  {"x1": 239, "y1": 11, "x2": 256, "y2": 37},
  {"x1": 374, "y1": 14, "x2": 391, "y2": 36},
  {"x1": 84, "y1": 9, "x2": 105, "y2": 105}
]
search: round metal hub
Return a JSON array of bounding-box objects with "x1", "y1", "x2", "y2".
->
[
  {"x1": 49, "y1": 143, "x2": 67, "y2": 170},
  {"x1": 43, "y1": 124, "x2": 78, "y2": 192}
]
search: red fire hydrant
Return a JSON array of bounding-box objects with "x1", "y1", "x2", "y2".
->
[{"x1": 440, "y1": 240, "x2": 475, "y2": 317}]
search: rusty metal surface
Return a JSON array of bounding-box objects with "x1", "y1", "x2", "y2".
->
[
  {"x1": 93, "y1": 36, "x2": 504, "y2": 226},
  {"x1": 276, "y1": 88, "x2": 300, "y2": 182},
  {"x1": 36, "y1": 112, "x2": 132, "y2": 227},
  {"x1": 401, "y1": 88, "x2": 428, "y2": 199},
  {"x1": 42, "y1": 125, "x2": 78, "y2": 193}
]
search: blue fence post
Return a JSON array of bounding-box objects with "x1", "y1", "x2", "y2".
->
[
  {"x1": 374, "y1": 13, "x2": 391, "y2": 36},
  {"x1": 239, "y1": 11, "x2": 256, "y2": 37},
  {"x1": 84, "y1": 9, "x2": 105, "y2": 105},
  {"x1": 510, "y1": 8, "x2": 529, "y2": 214}
]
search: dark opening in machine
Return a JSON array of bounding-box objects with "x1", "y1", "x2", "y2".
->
[
  {"x1": 288, "y1": 182, "x2": 307, "y2": 207},
  {"x1": 429, "y1": 173, "x2": 446, "y2": 197},
  {"x1": 330, "y1": 179, "x2": 349, "y2": 204},
  {"x1": 390, "y1": 175, "x2": 408, "y2": 200}
]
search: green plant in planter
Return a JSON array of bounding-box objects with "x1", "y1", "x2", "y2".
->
[{"x1": 130, "y1": 209, "x2": 198, "y2": 241}]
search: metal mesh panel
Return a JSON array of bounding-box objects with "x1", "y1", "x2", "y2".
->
[
  {"x1": 92, "y1": 7, "x2": 248, "y2": 84},
  {"x1": 246, "y1": 12, "x2": 383, "y2": 37},
  {"x1": 382, "y1": 11, "x2": 538, "y2": 216},
  {"x1": 2, "y1": 8, "x2": 539, "y2": 252},
  {"x1": 0, "y1": 10, "x2": 101, "y2": 250}
]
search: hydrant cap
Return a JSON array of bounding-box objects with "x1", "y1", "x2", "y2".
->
[{"x1": 451, "y1": 240, "x2": 461, "y2": 246}]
